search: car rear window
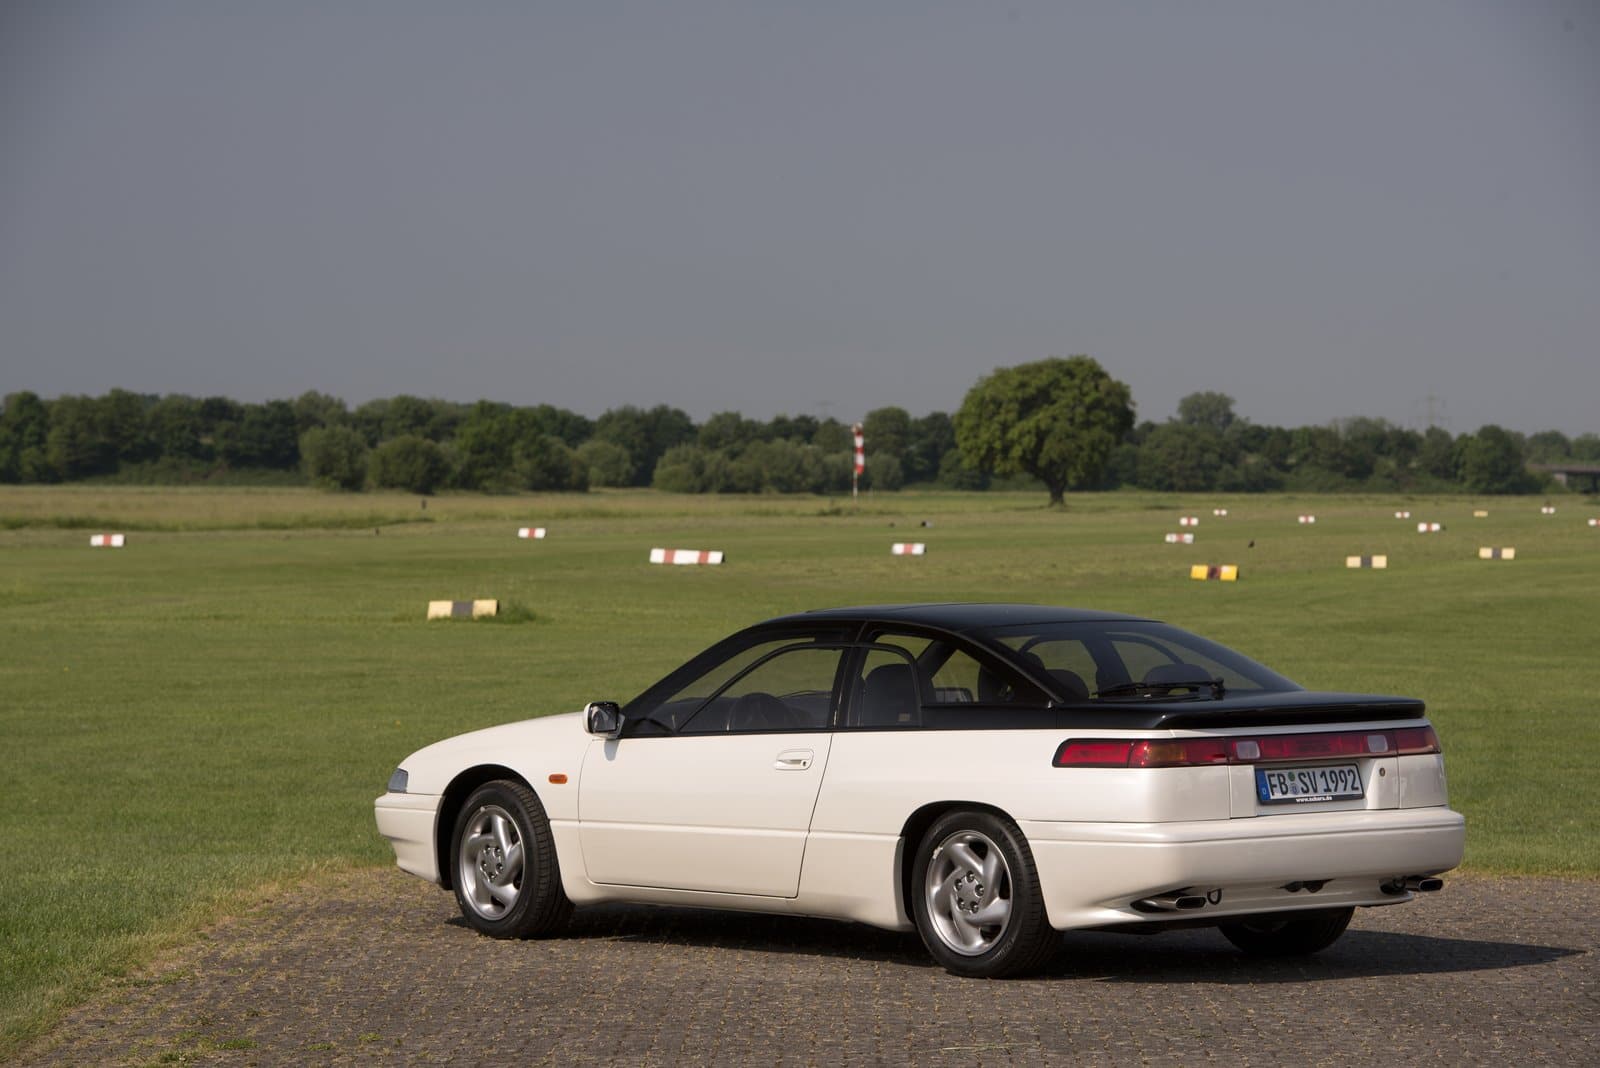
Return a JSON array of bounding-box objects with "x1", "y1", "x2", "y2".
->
[{"x1": 983, "y1": 621, "x2": 1300, "y2": 699}]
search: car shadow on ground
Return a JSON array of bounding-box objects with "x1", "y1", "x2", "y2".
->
[
  {"x1": 445, "y1": 904, "x2": 1583, "y2": 981},
  {"x1": 1047, "y1": 928, "x2": 1583, "y2": 984}
]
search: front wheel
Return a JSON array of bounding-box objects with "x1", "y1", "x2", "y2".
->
[
  {"x1": 1219, "y1": 907, "x2": 1354, "y2": 957},
  {"x1": 450, "y1": 780, "x2": 572, "y2": 939},
  {"x1": 911, "y1": 810, "x2": 1056, "y2": 978}
]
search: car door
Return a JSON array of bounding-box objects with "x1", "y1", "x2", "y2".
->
[{"x1": 577, "y1": 641, "x2": 844, "y2": 897}]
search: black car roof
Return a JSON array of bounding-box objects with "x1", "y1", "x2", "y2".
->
[{"x1": 766, "y1": 603, "x2": 1153, "y2": 632}]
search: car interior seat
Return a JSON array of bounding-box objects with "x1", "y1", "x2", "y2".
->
[
  {"x1": 858, "y1": 663, "x2": 919, "y2": 727},
  {"x1": 1046, "y1": 668, "x2": 1090, "y2": 701}
]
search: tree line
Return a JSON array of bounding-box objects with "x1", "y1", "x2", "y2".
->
[{"x1": 1, "y1": 372, "x2": 1593, "y2": 497}]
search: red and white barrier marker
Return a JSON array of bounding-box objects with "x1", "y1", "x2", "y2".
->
[
  {"x1": 650, "y1": 548, "x2": 724, "y2": 566},
  {"x1": 517, "y1": 527, "x2": 547, "y2": 540},
  {"x1": 89, "y1": 533, "x2": 125, "y2": 548},
  {"x1": 1297, "y1": 515, "x2": 1316, "y2": 524},
  {"x1": 1588, "y1": 518, "x2": 1598, "y2": 527},
  {"x1": 891, "y1": 542, "x2": 926, "y2": 556},
  {"x1": 1417, "y1": 522, "x2": 1443, "y2": 533},
  {"x1": 1164, "y1": 532, "x2": 1195, "y2": 545},
  {"x1": 1179, "y1": 516, "x2": 1199, "y2": 527},
  {"x1": 1212, "y1": 509, "x2": 1228, "y2": 517},
  {"x1": 1394, "y1": 510, "x2": 1412, "y2": 519},
  {"x1": 1540, "y1": 506, "x2": 1556, "y2": 515}
]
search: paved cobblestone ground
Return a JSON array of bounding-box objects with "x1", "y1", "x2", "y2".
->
[{"x1": 16, "y1": 869, "x2": 1597, "y2": 1066}]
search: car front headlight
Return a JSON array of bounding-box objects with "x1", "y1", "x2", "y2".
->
[{"x1": 387, "y1": 767, "x2": 409, "y2": 794}]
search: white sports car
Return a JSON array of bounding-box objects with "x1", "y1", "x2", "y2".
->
[{"x1": 375, "y1": 604, "x2": 1465, "y2": 977}]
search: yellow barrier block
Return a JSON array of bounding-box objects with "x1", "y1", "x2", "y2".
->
[
  {"x1": 1477, "y1": 547, "x2": 1515, "y2": 561},
  {"x1": 1346, "y1": 555, "x2": 1388, "y2": 569},
  {"x1": 1190, "y1": 564, "x2": 1239, "y2": 582}
]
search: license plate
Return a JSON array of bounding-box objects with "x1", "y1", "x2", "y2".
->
[{"x1": 1256, "y1": 764, "x2": 1364, "y2": 804}]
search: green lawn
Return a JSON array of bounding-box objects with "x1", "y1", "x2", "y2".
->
[{"x1": 2, "y1": 485, "x2": 1596, "y2": 1053}]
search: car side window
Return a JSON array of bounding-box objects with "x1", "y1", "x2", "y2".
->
[
  {"x1": 677, "y1": 646, "x2": 843, "y2": 734},
  {"x1": 626, "y1": 638, "x2": 798, "y2": 733},
  {"x1": 869, "y1": 630, "x2": 1048, "y2": 707},
  {"x1": 850, "y1": 646, "x2": 923, "y2": 728}
]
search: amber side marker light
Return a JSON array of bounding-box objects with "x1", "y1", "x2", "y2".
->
[
  {"x1": 1053, "y1": 726, "x2": 1441, "y2": 768},
  {"x1": 548, "y1": 773, "x2": 569, "y2": 785}
]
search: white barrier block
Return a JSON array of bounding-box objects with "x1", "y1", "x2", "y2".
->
[
  {"x1": 1212, "y1": 509, "x2": 1229, "y2": 517},
  {"x1": 517, "y1": 527, "x2": 547, "y2": 540},
  {"x1": 1417, "y1": 522, "x2": 1443, "y2": 533},
  {"x1": 1179, "y1": 516, "x2": 1199, "y2": 527},
  {"x1": 89, "y1": 533, "x2": 126, "y2": 548},
  {"x1": 1540, "y1": 506, "x2": 1556, "y2": 515},
  {"x1": 891, "y1": 542, "x2": 927, "y2": 556},
  {"x1": 649, "y1": 548, "x2": 724, "y2": 566},
  {"x1": 1164, "y1": 532, "x2": 1195, "y2": 545},
  {"x1": 427, "y1": 599, "x2": 499, "y2": 619},
  {"x1": 1394, "y1": 511, "x2": 1412, "y2": 519},
  {"x1": 1297, "y1": 515, "x2": 1316, "y2": 524}
]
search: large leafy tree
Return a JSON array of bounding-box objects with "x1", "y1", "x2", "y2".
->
[
  {"x1": 594, "y1": 404, "x2": 696, "y2": 486},
  {"x1": 1455, "y1": 425, "x2": 1536, "y2": 494},
  {"x1": 1176, "y1": 391, "x2": 1237, "y2": 434},
  {"x1": 954, "y1": 356, "x2": 1134, "y2": 505},
  {"x1": 1135, "y1": 422, "x2": 1227, "y2": 492}
]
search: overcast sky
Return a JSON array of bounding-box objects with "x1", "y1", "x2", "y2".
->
[{"x1": 2, "y1": 2, "x2": 1595, "y2": 434}]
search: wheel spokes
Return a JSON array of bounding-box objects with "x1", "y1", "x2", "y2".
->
[
  {"x1": 924, "y1": 829, "x2": 1015, "y2": 956},
  {"x1": 970, "y1": 897, "x2": 1011, "y2": 927},
  {"x1": 459, "y1": 804, "x2": 528, "y2": 918}
]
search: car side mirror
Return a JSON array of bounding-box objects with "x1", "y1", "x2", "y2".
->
[{"x1": 584, "y1": 700, "x2": 623, "y2": 739}]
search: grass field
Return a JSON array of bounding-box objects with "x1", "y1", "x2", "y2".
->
[{"x1": 2, "y1": 484, "x2": 1597, "y2": 1053}]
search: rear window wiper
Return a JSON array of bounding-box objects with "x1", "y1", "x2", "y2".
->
[{"x1": 1097, "y1": 677, "x2": 1226, "y2": 701}]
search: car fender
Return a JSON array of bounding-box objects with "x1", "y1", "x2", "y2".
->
[{"x1": 398, "y1": 711, "x2": 591, "y2": 823}]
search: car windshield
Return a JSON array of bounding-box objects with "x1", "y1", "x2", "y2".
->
[{"x1": 977, "y1": 620, "x2": 1300, "y2": 701}]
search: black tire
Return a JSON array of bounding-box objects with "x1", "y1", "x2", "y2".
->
[
  {"x1": 911, "y1": 810, "x2": 1057, "y2": 978},
  {"x1": 1219, "y1": 907, "x2": 1354, "y2": 957},
  {"x1": 449, "y1": 780, "x2": 572, "y2": 938}
]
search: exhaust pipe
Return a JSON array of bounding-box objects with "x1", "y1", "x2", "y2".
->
[
  {"x1": 1382, "y1": 875, "x2": 1444, "y2": 896},
  {"x1": 1132, "y1": 888, "x2": 1221, "y2": 913}
]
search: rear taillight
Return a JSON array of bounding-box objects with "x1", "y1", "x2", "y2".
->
[
  {"x1": 1052, "y1": 740, "x2": 1135, "y2": 766},
  {"x1": 1393, "y1": 725, "x2": 1442, "y2": 754},
  {"x1": 1054, "y1": 726, "x2": 1442, "y2": 768}
]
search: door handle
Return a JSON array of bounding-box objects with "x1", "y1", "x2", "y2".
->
[{"x1": 774, "y1": 749, "x2": 814, "y2": 770}]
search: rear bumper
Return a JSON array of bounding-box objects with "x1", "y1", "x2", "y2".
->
[
  {"x1": 1021, "y1": 807, "x2": 1465, "y2": 930},
  {"x1": 374, "y1": 792, "x2": 442, "y2": 884}
]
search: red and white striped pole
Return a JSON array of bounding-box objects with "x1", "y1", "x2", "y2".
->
[{"x1": 852, "y1": 423, "x2": 865, "y2": 501}]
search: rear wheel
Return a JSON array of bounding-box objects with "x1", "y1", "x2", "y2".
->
[
  {"x1": 911, "y1": 810, "x2": 1056, "y2": 978},
  {"x1": 450, "y1": 780, "x2": 572, "y2": 938},
  {"x1": 1219, "y1": 907, "x2": 1353, "y2": 957}
]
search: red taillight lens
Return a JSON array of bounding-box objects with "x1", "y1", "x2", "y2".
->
[
  {"x1": 1393, "y1": 725, "x2": 1441, "y2": 754},
  {"x1": 1055, "y1": 725, "x2": 1441, "y2": 768},
  {"x1": 1053, "y1": 740, "x2": 1134, "y2": 767},
  {"x1": 1052, "y1": 738, "x2": 1227, "y2": 768}
]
